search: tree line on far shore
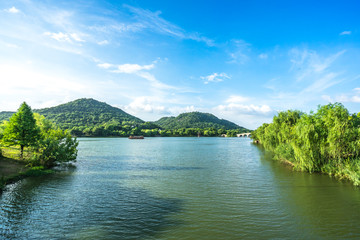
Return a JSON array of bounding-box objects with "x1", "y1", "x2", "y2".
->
[
  {"x1": 69, "y1": 124, "x2": 245, "y2": 137},
  {"x1": 251, "y1": 103, "x2": 360, "y2": 185}
]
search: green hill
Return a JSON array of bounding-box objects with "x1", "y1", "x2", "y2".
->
[
  {"x1": 0, "y1": 100, "x2": 250, "y2": 137},
  {"x1": 35, "y1": 98, "x2": 143, "y2": 129},
  {"x1": 154, "y1": 112, "x2": 248, "y2": 131},
  {"x1": 0, "y1": 111, "x2": 15, "y2": 123}
]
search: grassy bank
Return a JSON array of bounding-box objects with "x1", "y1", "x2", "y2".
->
[{"x1": 0, "y1": 147, "x2": 53, "y2": 192}]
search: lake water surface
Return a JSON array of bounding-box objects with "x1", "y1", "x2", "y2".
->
[{"x1": 1, "y1": 137, "x2": 360, "y2": 239}]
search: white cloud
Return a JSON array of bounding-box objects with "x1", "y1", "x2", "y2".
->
[
  {"x1": 327, "y1": 87, "x2": 360, "y2": 103},
  {"x1": 97, "y1": 60, "x2": 176, "y2": 92},
  {"x1": 290, "y1": 49, "x2": 346, "y2": 78},
  {"x1": 97, "y1": 63, "x2": 113, "y2": 69},
  {"x1": 351, "y1": 96, "x2": 360, "y2": 103},
  {"x1": 5, "y1": 6, "x2": 20, "y2": 13},
  {"x1": 228, "y1": 39, "x2": 251, "y2": 64},
  {"x1": 97, "y1": 40, "x2": 109, "y2": 45},
  {"x1": 213, "y1": 102, "x2": 276, "y2": 129},
  {"x1": 124, "y1": 96, "x2": 199, "y2": 121},
  {"x1": 44, "y1": 32, "x2": 71, "y2": 42},
  {"x1": 225, "y1": 95, "x2": 250, "y2": 103},
  {"x1": 70, "y1": 33, "x2": 85, "y2": 42},
  {"x1": 215, "y1": 103, "x2": 273, "y2": 115},
  {"x1": 0, "y1": 63, "x2": 96, "y2": 111},
  {"x1": 44, "y1": 32, "x2": 85, "y2": 43},
  {"x1": 125, "y1": 96, "x2": 169, "y2": 114},
  {"x1": 259, "y1": 53, "x2": 268, "y2": 59},
  {"x1": 312, "y1": 50, "x2": 346, "y2": 73},
  {"x1": 4, "y1": 43, "x2": 20, "y2": 49},
  {"x1": 113, "y1": 63, "x2": 154, "y2": 74},
  {"x1": 321, "y1": 95, "x2": 332, "y2": 102},
  {"x1": 201, "y1": 72, "x2": 230, "y2": 84},
  {"x1": 340, "y1": 31, "x2": 351, "y2": 35},
  {"x1": 288, "y1": 48, "x2": 347, "y2": 94},
  {"x1": 136, "y1": 72, "x2": 175, "y2": 90},
  {"x1": 303, "y1": 72, "x2": 342, "y2": 93},
  {"x1": 124, "y1": 5, "x2": 214, "y2": 46},
  {"x1": 168, "y1": 105, "x2": 197, "y2": 115}
]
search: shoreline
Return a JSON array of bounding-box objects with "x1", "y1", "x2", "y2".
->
[
  {"x1": 0, "y1": 157, "x2": 53, "y2": 194},
  {"x1": 252, "y1": 141, "x2": 359, "y2": 186}
]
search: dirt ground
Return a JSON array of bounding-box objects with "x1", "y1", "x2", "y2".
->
[{"x1": 0, "y1": 157, "x2": 27, "y2": 178}]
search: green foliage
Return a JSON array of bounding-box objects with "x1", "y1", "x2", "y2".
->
[
  {"x1": 0, "y1": 99, "x2": 250, "y2": 137},
  {"x1": 154, "y1": 112, "x2": 249, "y2": 132},
  {"x1": 0, "y1": 104, "x2": 78, "y2": 169},
  {"x1": 23, "y1": 166, "x2": 54, "y2": 177},
  {"x1": 0, "y1": 111, "x2": 15, "y2": 123},
  {"x1": 252, "y1": 103, "x2": 360, "y2": 185},
  {"x1": 31, "y1": 114, "x2": 78, "y2": 168},
  {"x1": 36, "y1": 98, "x2": 143, "y2": 131},
  {"x1": 34, "y1": 98, "x2": 155, "y2": 137},
  {"x1": 2, "y1": 102, "x2": 40, "y2": 158}
]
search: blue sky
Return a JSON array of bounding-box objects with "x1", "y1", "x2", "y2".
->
[{"x1": 0, "y1": 0, "x2": 359, "y2": 129}]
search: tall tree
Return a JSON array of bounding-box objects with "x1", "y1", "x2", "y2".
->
[{"x1": 2, "y1": 102, "x2": 40, "y2": 159}]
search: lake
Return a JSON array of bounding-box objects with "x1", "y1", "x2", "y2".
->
[{"x1": 1, "y1": 137, "x2": 360, "y2": 239}]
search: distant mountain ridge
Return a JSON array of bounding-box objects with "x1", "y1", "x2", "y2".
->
[
  {"x1": 0, "y1": 111, "x2": 15, "y2": 123},
  {"x1": 0, "y1": 98, "x2": 250, "y2": 136},
  {"x1": 154, "y1": 112, "x2": 248, "y2": 131}
]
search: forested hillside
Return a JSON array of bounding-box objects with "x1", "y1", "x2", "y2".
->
[
  {"x1": 36, "y1": 98, "x2": 143, "y2": 128},
  {"x1": 34, "y1": 98, "x2": 153, "y2": 137},
  {"x1": 0, "y1": 112, "x2": 15, "y2": 123},
  {"x1": 251, "y1": 103, "x2": 360, "y2": 185},
  {"x1": 0, "y1": 99, "x2": 250, "y2": 137},
  {"x1": 154, "y1": 112, "x2": 247, "y2": 130}
]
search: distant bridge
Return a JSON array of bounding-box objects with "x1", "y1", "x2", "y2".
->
[{"x1": 237, "y1": 133, "x2": 251, "y2": 137}]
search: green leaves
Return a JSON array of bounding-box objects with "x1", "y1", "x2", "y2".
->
[
  {"x1": 0, "y1": 102, "x2": 78, "y2": 168},
  {"x1": 31, "y1": 115, "x2": 78, "y2": 168},
  {"x1": 2, "y1": 102, "x2": 40, "y2": 158},
  {"x1": 154, "y1": 112, "x2": 246, "y2": 130},
  {"x1": 252, "y1": 103, "x2": 360, "y2": 184}
]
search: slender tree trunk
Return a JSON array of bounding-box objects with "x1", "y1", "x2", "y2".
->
[{"x1": 20, "y1": 145, "x2": 24, "y2": 160}]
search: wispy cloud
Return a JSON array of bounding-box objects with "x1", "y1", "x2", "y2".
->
[
  {"x1": 217, "y1": 94, "x2": 272, "y2": 115},
  {"x1": 228, "y1": 40, "x2": 251, "y2": 64},
  {"x1": 302, "y1": 72, "x2": 343, "y2": 93},
  {"x1": 225, "y1": 95, "x2": 250, "y2": 103},
  {"x1": 0, "y1": 63, "x2": 97, "y2": 110},
  {"x1": 97, "y1": 40, "x2": 109, "y2": 45},
  {"x1": 124, "y1": 5, "x2": 214, "y2": 46},
  {"x1": 340, "y1": 31, "x2": 351, "y2": 35},
  {"x1": 124, "y1": 96, "x2": 169, "y2": 114},
  {"x1": 323, "y1": 87, "x2": 360, "y2": 103},
  {"x1": 5, "y1": 6, "x2": 20, "y2": 14},
  {"x1": 97, "y1": 63, "x2": 113, "y2": 69},
  {"x1": 97, "y1": 60, "x2": 175, "y2": 91},
  {"x1": 44, "y1": 32, "x2": 85, "y2": 43},
  {"x1": 112, "y1": 63, "x2": 154, "y2": 74},
  {"x1": 124, "y1": 96, "x2": 199, "y2": 120},
  {"x1": 259, "y1": 53, "x2": 268, "y2": 59},
  {"x1": 215, "y1": 103, "x2": 273, "y2": 115},
  {"x1": 201, "y1": 72, "x2": 230, "y2": 84},
  {"x1": 289, "y1": 48, "x2": 347, "y2": 93}
]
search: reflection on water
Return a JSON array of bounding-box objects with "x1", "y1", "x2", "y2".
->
[{"x1": 1, "y1": 137, "x2": 360, "y2": 239}]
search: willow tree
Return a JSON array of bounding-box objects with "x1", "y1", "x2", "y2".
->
[{"x1": 2, "y1": 102, "x2": 40, "y2": 159}]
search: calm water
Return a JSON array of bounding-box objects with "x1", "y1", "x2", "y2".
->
[{"x1": 1, "y1": 137, "x2": 360, "y2": 239}]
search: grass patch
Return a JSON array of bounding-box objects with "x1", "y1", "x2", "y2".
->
[
  {"x1": 0, "y1": 146, "x2": 53, "y2": 192},
  {"x1": 22, "y1": 166, "x2": 54, "y2": 177}
]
